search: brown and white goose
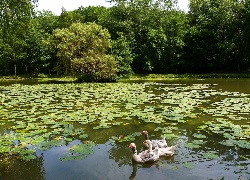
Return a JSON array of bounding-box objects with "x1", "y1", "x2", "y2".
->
[
  {"x1": 141, "y1": 131, "x2": 167, "y2": 148},
  {"x1": 129, "y1": 142, "x2": 159, "y2": 163},
  {"x1": 144, "y1": 139, "x2": 175, "y2": 156}
]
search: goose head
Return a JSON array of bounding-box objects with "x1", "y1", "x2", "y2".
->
[
  {"x1": 129, "y1": 143, "x2": 137, "y2": 152},
  {"x1": 140, "y1": 131, "x2": 148, "y2": 135},
  {"x1": 129, "y1": 143, "x2": 136, "y2": 148}
]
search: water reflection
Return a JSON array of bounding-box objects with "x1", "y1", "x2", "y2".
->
[
  {"x1": 1, "y1": 137, "x2": 249, "y2": 180},
  {"x1": 129, "y1": 161, "x2": 158, "y2": 180},
  {"x1": 1, "y1": 154, "x2": 45, "y2": 180},
  {"x1": 108, "y1": 142, "x2": 132, "y2": 166}
]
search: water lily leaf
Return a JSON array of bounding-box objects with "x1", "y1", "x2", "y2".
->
[
  {"x1": 162, "y1": 133, "x2": 178, "y2": 140},
  {"x1": 219, "y1": 139, "x2": 236, "y2": 147},
  {"x1": 0, "y1": 145, "x2": 11, "y2": 153},
  {"x1": 182, "y1": 162, "x2": 195, "y2": 168},
  {"x1": 185, "y1": 143, "x2": 200, "y2": 149},
  {"x1": 192, "y1": 133, "x2": 207, "y2": 139},
  {"x1": 79, "y1": 134, "x2": 88, "y2": 139},
  {"x1": 21, "y1": 154, "x2": 37, "y2": 161},
  {"x1": 170, "y1": 165, "x2": 178, "y2": 170},
  {"x1": 193, "y1": 140, "x2": 206, "y2": 145},
  {"x1": 202, "y1": 151, "x2": 219, "y2": 159},
  {"x1": 38, "y1": 140, "x2": 64, "y2": 151},
  {"x1": 236, "y1": 140, "x2": 250, "y2": 149}
]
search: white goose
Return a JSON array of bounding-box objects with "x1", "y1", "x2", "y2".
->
[
  {"x1": 144, "y1": 139, "x2": 175, "y2": 156},
  {"x1": 141, "y1": 131, "x2": 167, "y2": 148},
  {"x1": 129, "y1": 141, "x2": 159, "y2": 163}
]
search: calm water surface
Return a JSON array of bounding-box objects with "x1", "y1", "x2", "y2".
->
[{"x1": 0, "y1": 78, "x2": 250, "y2": 180}]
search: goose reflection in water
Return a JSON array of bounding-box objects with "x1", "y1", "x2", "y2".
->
[{"x1": 128, "y1": 155, "x2": 175, "y2": 180}]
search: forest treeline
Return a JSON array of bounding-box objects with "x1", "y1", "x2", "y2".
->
[{"x1": 0, "y1": 0, "x2": 250, "y2": 81}]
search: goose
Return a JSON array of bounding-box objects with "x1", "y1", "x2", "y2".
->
[
  {"x1": 144, "y1": 139, "x2": 175, "y2": 156},
  {"x1": 129, "y1": 142, "x2": 159, "y2": 163},
  {"x1": 141, "y1": 131, "x2": 167, "y2": 148},
  {"x1": 158, "y1": 145, "x2": 175, "y2": 156}
]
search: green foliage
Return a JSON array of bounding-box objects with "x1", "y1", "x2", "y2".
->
[
  {"x1": 1, "y1": 0, "x2": 250, "y2": 76},
  {"x1": 111, "y1": 33, "x2": 134, "y2": 77},
  {"x1": 0, "y1": 0, "x2": 38, "y2": 75},
  {"x1": 76, "y1": 6, "x2": 108, "y2": 23},
  {"x1": 182, "y1": 0, "x2": 250, "y2": 73},
  {"x1": 57, "y1": 8, "x2": 83, "y2": 28},
  {"x1": 51, "y1": 22, "x2": 117, "y2": 82}
]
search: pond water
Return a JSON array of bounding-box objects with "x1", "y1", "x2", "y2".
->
[{"x1": 0, "y1": 78, "x2": 250, "y2": 180}]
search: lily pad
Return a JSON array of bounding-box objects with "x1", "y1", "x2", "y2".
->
[
  {"x1": 182, "y1": 162, "x2": 195, "y2": 168},
  {"x1": 202, "y1": 151, "x2": 219, "y2": 159},
  {"x1": 185, "y1": 143, "x2": 200, "y2": 149}
]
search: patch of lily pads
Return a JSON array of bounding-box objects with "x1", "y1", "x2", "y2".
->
[
  {"x1": 198, "y1": 118, "x2": 250, "y2": 149},
  {"x1": 60, "y1": 141, "x2": 95, "y2": 161},
  {"x1": 0, "y1": 82, "x2": 249, "y2": 163}
]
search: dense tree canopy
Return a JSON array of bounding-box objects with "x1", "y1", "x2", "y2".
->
[
  {"x1": 51, "y1": 22, "x2": 117, "y2": 82},
  {"x1": 0, "y1": 0, "x2": 38, "y2": 75},
  {"x1": 0, "y1": 0, "x2": 250, "y2": 80}
]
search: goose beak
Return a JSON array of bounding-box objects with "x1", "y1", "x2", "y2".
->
[{"x1": 129, "y1": 144, "x2": 133, "y2": 148}]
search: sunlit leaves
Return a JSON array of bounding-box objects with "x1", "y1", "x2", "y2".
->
[{"x1": 51, "y1": 22, "x2": 117, "y2": 81}]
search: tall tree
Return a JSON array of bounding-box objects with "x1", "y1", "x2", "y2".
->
[
  {"x1": 76, "y1": 6, "x2": 108, "y2": 24},
  {"x1": 108, "y1": 0, "x2": 179, "y2": 73},
  {"x1": 57, "y1": 8, "x2": 83, "y2": 29},
  {"x1": 184, "y1": 0, "x2": 249, "y2": 73},
  {"x1": 0, "y1": 0, "x2": 38, "y2": 75}
]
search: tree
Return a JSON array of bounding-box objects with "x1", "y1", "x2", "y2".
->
[
  {"x1": 51, "y1": 22, "x2": 117, "y2": 82},
  {"x1": 76, "y1": 6, "x2": 108, "y2": 24},
  {"x1": 57, "y1": 8, "x2": 83, "y2": 29},
  {"x1": 184, "y1": 0, "x2": 249, "y2": 73},
  {"x1": 107, "y1": 0, "x2": 187, "y2": 74},
  {"x1": 24, "y1": 16, "x2": 53, "y2": 75},
  {"x1": 111, "y1": 33, "x2": 134, "y2": 77},
  {"x1": 242, "y1": 0, "x2": 250, "y2": 70},
  {"x1": 0, "y1": 0, "x2": 38, "y2": 75}
]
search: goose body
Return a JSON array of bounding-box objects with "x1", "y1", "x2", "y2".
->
[
  {"x1": 141, "y1": 131, "x2": 167, "y2": 148},
  {"x1": 129, "y1": 142, "x2": 159, "y2": 163},
  {"x1": 158, "y1": 146, "x2": 175, "y2": 156},
  {"x1": 144, "y1": 140, "x2": 175, "y2": 156}
]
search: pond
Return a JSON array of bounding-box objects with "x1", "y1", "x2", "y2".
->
[{"x1": 0, "y1": 78, "x2": 250, "y2": 180}]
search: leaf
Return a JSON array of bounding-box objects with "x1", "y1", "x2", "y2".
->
[
  {"x1": 192, "y1": 133, "x2": 207, "y2": 139},
  {"x1": 79, "y1": 134, "x2": 88, "y2": 139},
  {"x1": 202, "y1": 151, "x2": 219, "y2": 159},
  {"x1": 182, "y1": 162, "x2": 195, "y2": 168},
  {"x1": 185, "y1": 143, "x2": 200, "y2": 149}
]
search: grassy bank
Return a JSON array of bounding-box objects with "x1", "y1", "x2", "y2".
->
[
  {"x1": 1, "y1": 73, "x2": 250, "y2": 84},
  {"x1": 120, "y1": 73, "x2": 250, "y2": 81},
  {"x1": 0, "y1": 75, "x2": 77, "y2": 84}
]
